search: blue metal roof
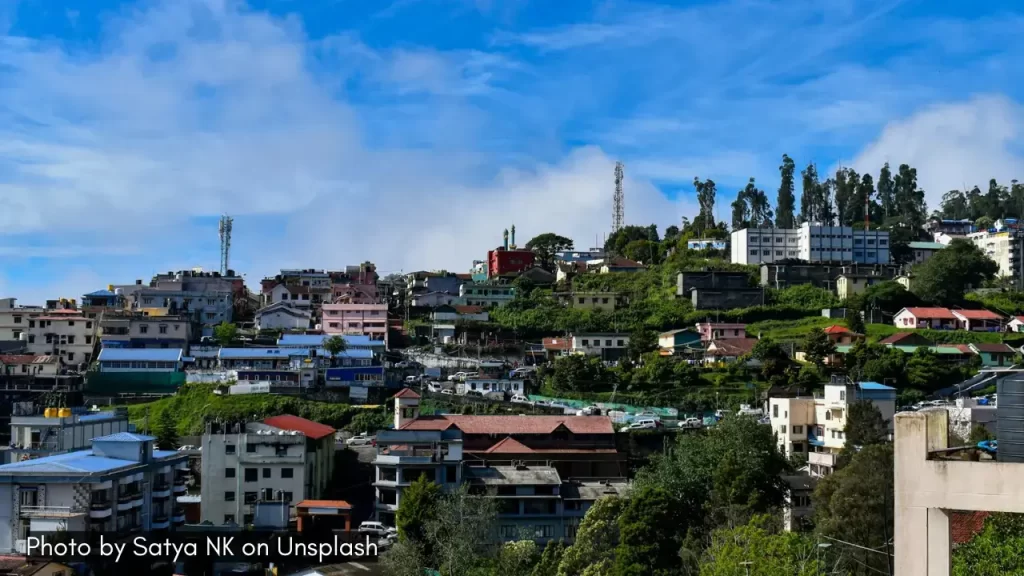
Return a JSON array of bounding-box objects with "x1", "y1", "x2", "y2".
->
[
  {"x1": 78, "y1": 412, "x2": 123, "y2": 423},
  {"x1": 93, "y1": 432, "x2": 155, "y2": 442},
  {"x1": 858, "y1": 382, "x2": 896, "y2": 391},
  {"x1": 97, "y1": 348, "x2": 183, "y2": 362},
  {"x1": 153, "y1": 449, "x2": 180, "y2": 459},
  {"x1": 0, "y1": 450, "x2": 137, "y2": 474},
  {"x1": 218, "y1": 347, "x2": 291, "y2": 359},
  {"x1": 277, "y1": 334, "x2": 379, "y2": 347},
  {"x1": 85, "y1": 289, "x2": 116, "y2": 297}
]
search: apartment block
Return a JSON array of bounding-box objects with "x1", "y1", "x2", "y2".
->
[
  {"x1": 24, "y1": 306, "x2": 98, "y2": 369},
  {"x1": 7, "y1": 408, "x2": 130, "y2": 463},
  {"x1": 732, "y1": 224, "x2": 890, "y2": 265},
  {"x1": 769, "y1": 379, "x2": 896, "y2": 477},
  {"x1": 967, "y1": 229, "x2": 1024, "y2": 287},
  {"x1": 321, "y1": 303, "x2": 389, "y2": 347},
  {"x1": 0, "y1": 298, "x2": 43, "y2": 342},
  {"x1": 200, "y1": 415, "x2": 336, "y2": 525},
  {"x1": 0, "y1": 432, "x2": 188, "y2": 553}
]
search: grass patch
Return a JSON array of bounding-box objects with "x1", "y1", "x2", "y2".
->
[{"x1": 747, "y1": 316, "x2": 837, "y2": 341}]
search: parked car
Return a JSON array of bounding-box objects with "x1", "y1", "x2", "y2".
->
[
  {"x1": 620, "y1": 419, "x2": 658, "y2": 432},
  {"x1": 679, "y1": 417, "x2": 703, "y2": 429},
  {"x1": 448, "y1": 372, "x2": 469, "y2": 382},
  {"x1": 441, "y1": 388, "x2": 454, "y2": 395},
  {"x1": 346, "y1": 434, "x2": 374, "y2": 447},
  {"x1": 358, "y1": 522, "x2": 396, "y2": 537},
  {"x1": 395, "y1": 361, "x2": 411, "y2": 368},
  {"x1": 427, "y1": 381, "x2": 445, "y2": 393},
  {"x1": 510, "y1": 394, "x2": 531, "y2": 404}
]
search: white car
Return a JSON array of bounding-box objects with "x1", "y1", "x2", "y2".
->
[
  {"x1": 620, "y1": 420, "x2": 658, "y2": 432},
  {"x1": 679, "y1": 417, "x2": 703, "y2": 429},
  {"x1": 510, "y1": 394, "x2": 530, "y2": 404},
  {"x1": 441, "y1": 388, "x2": 454, "y2": 395},
  {"x1": 427, "y1": 382, "x2": 444, "y2": 393},
  {"x1": 448, "y1": 372, "x2": 468, "y2": 382},
  {"x1": 358, "y1": 522, "x2": 396, "y2": 537},
  {"x1": 346, "y1": 434, "x2": 374, "y2": 447}
]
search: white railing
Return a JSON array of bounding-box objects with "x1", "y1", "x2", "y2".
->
[{"x1": 21, "y1": 505, "x2": 86, "y2": 517}]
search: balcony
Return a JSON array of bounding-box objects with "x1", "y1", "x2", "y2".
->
[
  {"x1": 151, "y1": 514, "x2": 170, "y2": 529},
  {"x1": 808, "y1": 451, "x2": 837, "y2": 468},
  {"x1": 152, "y1": 481, "x2": 171, "y2": 499},
  {"x1": 89, "y1": 500, "x2": 113, "y2": 519},
  {"x1": 173, "y1": 478, "x2": 187, "y2": 493},
  {"x1": 21, "y1": 505, "x2": 86, "y2": 518},
  {"x1": 373, "y1": 449, "x2": 437, "y2": 465},
  {"x1": 117, "y1": 492, "x2": 142, "y2": 510},
  {"x1": 172, "y1": 508, "x2": 186, "y2": 524}
]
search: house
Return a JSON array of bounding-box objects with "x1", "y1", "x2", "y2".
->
[
  {"x1": 658, "y1": 329, "x2": 702, "y2": 356},
  {"x1": 895, "y1": 274, "x2": 913, "y2": 291},
  {"x1": 518, "y1": 266, "x2": 557, "y2": 285},
  {"x1": 879, "y1": 332, "x2": 935, "y2": 347},
  {"x1": 200, "y1": 415, "x2": 336, "y2": 525},
  {"x1": 769, "y1": 380, "x2": 896, "y2": 477},
  {"x1": 7, "y1": 408, "x2": 130, "y2": 462},
  {"x1": 96, "y1": 348, "x2": 183, "y2": 373},
  {"x1": 541, "y1": 337, "x2": 572, "y2": 359},
  {"x1": 24, "y1": 304, "x2": 98, "y2": 368},
  {"x1": 600, "y1": 258, "x2": 645, "y2": 274},
  {"x1": 968, "y1": 343, "x2": 1016, "y2": 367},
  {"x1": 277, "y1": 333, "x2": 385, "y2": 354},
  {"x1": 696, "y1": 323, "x2": 747, "y2": 342},
  {"x1": 782, "y1": 474, "x2": 817, "y2": 532},
  {"x1": 89, "y1": 348, "x2": 186, "y2": 395},
  {"x1": 571, "y1": 333, "x2": 630, "y2": 361},
  {"x1": 321, "y1": 303, "x2": 389, "y2": 347},
  {"x1": 759, "y1": 263, "x2": 900, "y2": 290},
  {"x1": 951, "y1": 309, "x2": 1004, "y2": 332},
  {"x1": 689, "y1": 286, "x2": 765, "y2": 310},
  {"x1": 836, "y1": 274, "x2": 888, "y2": 299},
  {"x1": 1010, "y1": 316, "x2": 1024, "y2": 333},
  {"x1": 555, "y1": 248, "x2": 605, "y2": 263},
  {"x1": 908, "y1": 241, "x2": 945, "y2": 264},
  {"x1": 835, "y1": 332, "x2": 975, "y2": 365},
  {"x1": 0, "y1": 432, "x2": 188, "y2": 552},
  {"x1": 432, "y1": 305, "x2": 489, "y2": 323},
  {"x1": 255, "y1": 302, "x2": 312, "y2": 331},
  {"x1": 99, "y1": 312, "x2": 192, "y2": 351},
  {"x1": 563, "y1": 292, "x2": 623, "y2": 312},
  {"x1": 894, "y1": 307, "x2": 958, "y2": 330},
  {"x1": 555, "y1": 261, "x2": 590, "y2": 283},
  {"x1": 432, "y1": 324, "x2": 456, "y2": 342},
  {"x1": 0, "y1": 355, "x2": 59, "y2": 378},
  {"x1": 461, "y1": 283, "x2": 516, "y2": 308},
  {"x1": 676, "y1": 271, "x2": 751, "y2": 294},
  {"x1": 823, "y1": 325, "x2": 864, "y2": 345},
  {"x1": 704, "y1": 338, "x2": 759, "y2": 363},
  {"x1": 410, "y1": 291, "x2": 465, "y2": 308}
]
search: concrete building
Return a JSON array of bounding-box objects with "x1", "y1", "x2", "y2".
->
[
  {"x1": 732, "y1": 224, "x2": 890, "y2": 265},
  {"x1": 99, "y1": 312, "x2": 192, "y2": 351},
  {"x1": 0, "y1": 355, "x2": 59, "y2": 379},
  {"x1": 782, "y1": 474, "x2": 817, "y2": 532},
  {"x1": 894, "y1": 307, "x2": 959, "y2": 330},
  {"x1": 563, "y1": 292, "x2": 623, "y2": 312},
  {"x1": 132, "y1": 288, "x2": 232, "y2": 338},
  {"x1": 966, "y1": 229, "x2": 1024, "y2": 287},
  {"x1": 769, "y1": 380, "x2": 896, "y2": 477},
  {"x1": 24, "y1": 306, "x2": 98, "y2": 369},
  {"x1": 7, "y1": 408, "x2": 130, "y2": 463},
  {"x1": 0, "y1": 432, "x2": 188, "y2": 553},
  {"x1": 254, "y1": 302, "x2": 313, "y2": 331},
  {"x1": 0, "y1": 298, "x2": 44, "y2": 342},
  {"x1": 894, "y1": 409, "x2": 1024, "y2": 576},
  {"x1": 555, "y1": 248, "x2": 605, "y2": 263},
  {"x1": 460, "y1": 283, "x2": 515, "y2": 308},
  {"x1": 658, "y1": 329, "x2": 702, "y2": 356},
  {"x1": 277, "y1": 333, "x2": 386, "y2": 355},
  {"x1": 835, "y1": 273, "x2": 888, "y2": 300},
  {"x1": 200, "y1": 415, "x2": 336, "y2": 525},
  {"x1": 908, "y1": 241, "x2": 945, "y2": 264},
  {"x1": 760, "y1": 262, "x2": 900, "y2": 290},
  {"x1": 96, "y1": 348, "x2": 183, "y2": 373},
  {"x1": 696, "y1": 323, "x2": 747, "y2": 342},
  {"x1": 950, "y1": 309, "x2": 1004, "y2": 332},
  {"x1": 321, "y1": 303, "x2": 388, "y2": 347},
  {"x1": 487, "y1": 227, "x2": 536, "y2": 278},
  {"x1": 570, "y1": 333, "x2": 629, "y2": 361}
]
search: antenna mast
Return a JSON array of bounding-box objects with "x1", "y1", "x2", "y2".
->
[
  {"x1": 218, "y1": 215, "x2": 234, "y2": 275},
  {"x1": 613, "y1": 162, "x2": 624, "y2": 232}
]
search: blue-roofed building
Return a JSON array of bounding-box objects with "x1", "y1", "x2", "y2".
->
[
  {"x1": 81, "y1": 288, "x2": 126, "y2": 309},
  {"x1": 277, "y1": 333, "x2": 384, "y2": 353},
  {"x1": 218, "y1": 347, "x2": 379, "y2": 391},
  {"x1": 97, "y1": 348, "x2": 183, "y2": 372},
  {"x1": 8, "y1": 407, "x2": 131, "y2": 464},
  {"x1": 0, "y1": 431, "x2": 189, "y2": 552},
  {"x1": 87, "y1": 348, "x2": 186, "y2": 395}
]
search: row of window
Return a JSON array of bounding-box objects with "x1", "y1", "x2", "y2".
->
[
  {"x1": 326, "y1": 322, "x2": 386, "y2": 328},
  {"x1": 224, "y1": 467, "x2": 296, "y2": 481},
  {"x1": 26, "y1": 319, "x2": 92, "y2": 329},
  {"x1": 137, "y1": 324, "x2": 180, "y2": 334},
  {"x1": 747, "y1": 235, "x2": 798, "y2": 244},
  {"x1": 579, "y1": 339, "x2": 626, "y2": 347},
  {"x1": 223, "y1": 489, "x2": 294, "y2": 504},
  {"x1": 101, "y1": 361, "x2": 177, "y2": 369},
  {"x1": 577, "y1": 297, "x2": 611, "y2": 304},
  {"x1": 750, "y1": 249, "x2": 800, "y2": 256},
  {"x1": 326, "y1": 310, "x2": 381, "y2": 316},
  {"x1": 465, "y1": 289, "x2": 512, "y2": 296}
]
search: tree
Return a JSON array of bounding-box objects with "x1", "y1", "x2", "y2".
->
[
  {"x1": 613, "y1": 486, "x2": 685, "y2": 576},
  {"x1": 751, "y1": 338, "x2": 790, "y2": 382},
  {"x1": 499, "y1": 540, "x2": 539, "y2": 576},
  {"x1": 345, "y1": 408, "x2": 391, "y2": 434},
  {"x1": 894, "y1": 163, "x2": 927, "y2": 230},
  {"x1": 775, "y1": 154, "x2": 797, "y2": 228},
  {"x1": 425, "y1": 485, "x2": 498, "y2": 576},
  {"x1": 699, "y1": 515, "x2": 824, "y2": 576},
  {"x1": 814, "y1": 444, "x2": 894, "y2": 576},
  {"x1": 323, "y1": 335, "x2": 348, "y2": 367},
  {"x1": 526, "y1": 233, "x2": 575, "y2": 271},
  {"x1": 380, "y1": 539, "x2": 428, "y2": 576},
  {"x1": 155, "y1": 409, "x2": 179, "y2": 450},
  {"x1": 801, "y1": 328, "x2": 836, "y2": 369},
  {"x1": 939, "y1": 189, "x2": 970, "y2": 220},
  {"x1": 846, "y1": 311, "x2": 866, "y2": 335},
  {"x1": 622, "y1": 239, "x2": 662, "y2": 265},
  {"x1": 855, "y1": 172, "x2": 877, "y2": 227},
  {"x1": 213, "y1": 322, "x2": 238, "y2": 346},
  {"x1": 626, "y1": 329, "x2": 658, "y2": 361},
  {"x1": 396, "y1": 475, "x2": 442, "y2": 546},
  {"x1": 954, "y1": 513, "x2": 1024, "y2": 576},
  {"x1": 693, "y1": 178, "x2": 718, "y2": 235},
  {"x1": 837, "y1": 401, "x2": 888, "y2": 468},
  {"x1": 911, "y1": 238, "x2": 998, "y2": 305},
  {"x1": 606, "y1": 225, "x2": 656, "y2": 255},
  {"x1": 558, "y1": 497, "x2": 624, "y2": 576},
  {"x1": 532, "y1": 540, "x2": 565, "y2": 576},
  {"x1": 877, "y1": 162, "x2": 895, "y2": 221},
  {"x1": 549, "y1": 355, "x2": 614, "y2": 394},
  {"x1": 834, "y1": 168, "x2": 856, "y2": 226}
]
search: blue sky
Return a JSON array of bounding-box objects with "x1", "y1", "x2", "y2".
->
[{"x1": 0, "y1": 0, "x2": 1022, "y2": 302}]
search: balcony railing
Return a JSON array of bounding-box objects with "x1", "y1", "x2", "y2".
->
[
  {"x1": 21, "y1": 505, "x2": 86, "y2": 518},
  {"x1": 118, "y1": 492, "x2": 141, "y2": 503},
  {"x1": 90, "y1": 500, "x2": 112, "y2": 510},
  {"x1": 808, "y1": 452, "x2": 837, "y2": 467}
]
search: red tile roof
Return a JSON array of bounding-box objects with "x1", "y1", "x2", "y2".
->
[
  {"x1": 824, "y1": 325, "x2": 854, "y2": 335},
  {"x1": 605, "y1": 258, "x2": 644, "y2": 268},
  {"x1": 953, "y1": 344, "x2": 975, "y2": 354},
  {"x1": 542, "y1": 337, "x2": 572, "y2": 351},
  {"x1": 952, "y1": 309, "x2": 1003, "y2": 320},
  {"x1": 454, "y1": 305, "x2": 484, "y2": 315},
  {"x1": 0, "y1": 355, "x2": 56, "y2": 365},
  {"x1": 1015, "y1": 316, "x2": 1024, "y2": 323},
  {"x1": 393, "y1": 388, "x2": 421, "y2": 399},
  {"x1": 485, "y1": 437, "x2": 535, "y2": 454},
  {"x1": 951, "y1": 511, "x2": 990, "y2": 545},
  {"x1": 707, "y1": 338, "x2": 759, "y2": 356},
  {"x1": 296, "y1": 499, "x2": 352, "y2": 510},
  {"x1": 400, "y1": 415, "x2": 615, "y2": 435},
  {"x1": 263, "y1": 415, "x2": 336, "y2": 440},
  {"x1": 901, "y1": 307, "x2": 956, "y2": 319}
]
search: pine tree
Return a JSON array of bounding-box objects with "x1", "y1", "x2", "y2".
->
[
  {"x1": 775, "y1": 154, "x2": 797, "y2": 228},
  {"x1": 155, "y1": 409, "x2": 179, "y2": 450},
  {"x1": 799, "y1": 163, "x2": 820, "y2": 224},
  {"x1": 877, "y1": 162, "x2": 895, "y2": 221}
]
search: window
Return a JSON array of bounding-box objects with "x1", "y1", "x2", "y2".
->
[
  {"x1": 263, "y1": 468, "x2": 271, "y2": 478},
  {"x1": 605, "y1": 339, "x2": 612, "y2": 347},
  {"x1": 140, "y1": 325, "x2": 149, "y2": 334},
  {"x1": 591, "y1": 298, "x2": 598, "y2": 304},
  {"x1": 581, "y1": 339, "x2": 589, "y2": 346},
  {"x1": 243, "y1": 514, "x2": 254, "y2": 525},
  {"x1": 13, "y1": 316, "x2": 21, "y2": 324},
  {"x1": 534, "y1": 525, "x2": 554, "y2": 539},
  {"x1": 617, "y1": 339, "x2": 625, "y2": 346},
  {"x1": 159, "y1": 325, "x2": 168, "y2": 334},
  {"x1": 839, "y1": 390, "x2": 846, "y2": 401},
  {"x1": 763, "y1": 250, "x2": 770, "y2": 255},
  {"x1": 85, "y1": 336, "x2": 92, "y2": 344},
  {"x1": 793, "y1": 425, "x2": 803, "y2": 434},
  {"x1": 247, "y1": 444, "x2": 256, "y2": 453},
  {"x1": 750, "y1": 249, "x2": 758, "y2": 256},
  {"x1": 225, "y1": 468, "x2": 236, "y2": 478},
  {"x1": 772, "y1": 405, "x2": 778, "y2": 418},
  {"x1": 825, "y1": 411, "x2": 832, "y2": 421},
  {"x1": 854, "y1": 238, "x2": 863, "y2": 245},
  {"x1": 226, "y1": 444, "x2": 236, "y2": 454},
  {"x1": 602, "y1": 298, "x2": 609, "y2": 304},
  {"x1": 750, "y1": 236, "x2": 759, "y2": 243},
  {"x1": 879, "y1": 239, "x2": 888, "y2": 246},
  {"x1": 11, "y1": 330, "x2": 20, "y2": 339},
  {"x1": 244, "y1": 468, "x2": 258, "y2": 482},
  {"x1": 776, "y1": 250, "x2": 783, "y2": 256},
  {"x1": 224, "y1": 515, "x2": 235, "y2": 524},
  {"x1": 283, "y1": 491, "x2": 293, "y2": 503},
  {"x1": 779, "y1": 425, "x2": 787, "y2": 435},
  {"x1": 28, "y1": 320, "x2": 34, "y2": 328},
  {"x1": 225, "y1": 491, "x2": 235, "y2": 501},
  {"x1": 281, "y1": 468, "x2": 294, "y2": 479},
  {"x1": 67, "y1": 335, "x2": 75, "y2": 344},
  {"x1": 244, "y1": 492, "x2": 258, "y2": 504},
  {"x1": 67, "y1": 353, "x2": 74, "y2": 362}
]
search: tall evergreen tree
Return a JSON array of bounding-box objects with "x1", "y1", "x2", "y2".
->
[
  {"x1": 799, "y1": 163, "x2": 820, "y2": 224},
  {"x1": 775, "y1": 154, "x2": 797, "y2": 228},
  {"x1": 855, "y1": 172, "x2": 876, "y2": 228},
  {"x1": 833, "y1": 168, "x2": 855, "y2": 226},
  {"x1": 1010, "y1": 180, "x2": 1024, "y2": 219},
  {"x1": 939, "y1": 190, "x2": 970, "y2": 220},
  {"x1": 985, "y1": 178, "x2": 1009, "y2": 220},
  {"x1": 817, "y1": 177, "x2": 835, "y2": 224},
  {"x1": 693, "y1": 177, "x2": 717, "y2": 234},
  {"x1": 877, "y1": 162, "x2": 895, "y2": 221},
  {"x1": 894, "y1": 163, "x2": 927, "y2": 229},
  {"x1": 730, "y1": 189, "x2": 749, "y2": 230}
]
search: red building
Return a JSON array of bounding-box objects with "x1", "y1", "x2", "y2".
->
[{"x1": 487, "y1": 247, "x2": 536, "y2": 278}]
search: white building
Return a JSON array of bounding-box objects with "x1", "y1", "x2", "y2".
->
[
  {"x1": 731, "y1": 223, "x2": 890, "y2": 265},
  {"x1": 25, "y1": 309, "x2": 98, "y2": 368},
  {"x1": 0, "y1": 355, "x2": 59, "y2": 378},
  {"x1": 200, "y1": 415, "x2": 336, "y2": 525},
  {"x1": 255, "y1": 302, "x2": 313, "y2": 331},
  {"x1": 0, "y1": 432, "x2": 188, "y2": 553},
  {"x1": 460, "y1": 283, "x2": 515, "y2": 308},
  {"x1": 967, "y1": 229, "x2": 1023, "y2": 286},
  {"x1": 8, "y1": 408, "x2": 130, "y2": 463},
  {"x1": 571, "y1": 333, "x2": 630, "y2": 361},
  {"x1": 768, "y1": 380, "x2": 896, "y2": 477},
  {"x1": 0, "y1": 298, "x2": 43, "y2": 342}
]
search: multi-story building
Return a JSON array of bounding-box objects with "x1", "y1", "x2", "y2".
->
[
  {"x1": 460, "y1": 283, "x2": 516, "y2": 308},
  {"x1": 277, "y1": 333, "x2": 386, "y2": 355},
  {"x1": 254, "y1": 302, "x2": 313, "y2": 331},
  {"x1": 769, "y1": 379, "x2": 896, "y2": 477},
  {"x1": 0, "y1": 432, "x2": 189, "y2": 553},
  {"x1": 967, "y1": 229, "x2": 1024, "y2": 287},
  {"x1": 321, "y1": 303, "x2": 389, "y2": 347},
  {"x1": 99, "y1": 312, "x2": 192, "y2": 351},
  {"x1": 132, "y1": 288, "x2": 232, "y2": 338},
  {"x1": 555, "y1": 248, "x2": 605, "y2": 263},
  {"x1": 375, "y1": 390, "x2": 627, "y2": 541},
  {"x1": 200, "y1": 415, "x2": 336, "y2": 525},
  {"x1": 731, "y1": 224, "x2": 890, "y2": 265},
  {"x1": 562, "y1": 292, "x2": 624, "y2": 312},
  {"x1": 331, "y1": 263, "x2": 380, "y2": 304},
  {"x1": 486, "y1": 227, "x2": 536, "y2": 279},
  {"x1": 696, "y1": 323, "x2": 746, "y2": 341},
  {"x1": 7, "y1": 408, "x2": 130, "y2": 463},
  {"x1": 759, "y1": 262, "x2": 900, "y2": 290},
  {"x1": 570, "y1": 333, "x2": 630, "y2": 361},
  {"x1": 0, "y1": 298, "x2": 43, "y2": 342},
  {"x1": 24, "y1": 304, "x2": 98, "y2": 369}
]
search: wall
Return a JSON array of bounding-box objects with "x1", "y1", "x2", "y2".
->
[
  {"x1": 25, "y1": 316, "x2": 98, "y2": 366},
  {"x1": 257, "y1": 310, "x2": 310, "y2": 331},
  {"x1": 690, "y1": 288, "x2": 764, "y2": 310}
]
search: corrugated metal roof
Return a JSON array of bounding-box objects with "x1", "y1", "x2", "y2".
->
[
  {"x1": 908, "y1": 241, "x2": 946, "y2": 251},
  {"x1": 858, "y1": 382, "x2": 895, "y2": 391},
  {"x1": 263, "y1": 415, "x2": 336, "y2": 440},
  {"x1": 94, "y1": 432, "x2": 155, "y2": 442},
  {"x1": 277, "y1": 334, "x2": 378, "y2": 347},
  {"x1": 218, "y1": 347, "x2": 372, "y2": 359},
  {"x1": 0, "y1": 450, "x2": 138, "y2": 474},
  {"x1": 97, "y1": 348, "x2": 182, "y2": 362}
]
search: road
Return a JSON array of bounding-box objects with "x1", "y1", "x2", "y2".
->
[{"x1": 288, "y1": 561, "x2": 382, "y2": 575}]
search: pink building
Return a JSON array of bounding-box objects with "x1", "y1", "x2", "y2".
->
[
  {"x1": 695, "y1": 322, "x2": 747, "y2": 342},
  {"x1": 322, "y1": 303, "x2": 388, "y2": 346}
]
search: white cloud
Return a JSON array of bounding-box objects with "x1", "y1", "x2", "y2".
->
[{"x1": 848, "y1": 95, "x2": 1024, "y2": 209}]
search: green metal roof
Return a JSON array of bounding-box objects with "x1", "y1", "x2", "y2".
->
[{"x1": 908, "y1": 241, "x2": 946, "y2": 251}]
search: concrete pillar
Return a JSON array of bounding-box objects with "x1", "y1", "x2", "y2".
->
[{"x1": 927, "y1": 508, "x2": 951, "y2": 576}]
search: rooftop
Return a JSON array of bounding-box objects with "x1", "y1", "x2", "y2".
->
[
  {"x1": 94, "y1": 432, "x2": 156, "y2": 442},
  {"x1": 296, "y1": 499, "x2": 352, "y2": 510},
  {"x1": 858, "y1": 382, "x2": 896, "y2": 391},
  {"x1": 707, "y1": 337, "x2": 759, "y2": 356},
  {"x1": 263, "y1": 414, "x2": 336, "y2": 440},
  {"x1": 393, "y1": 388, "x2": 421, "y2": 400},
  {"x1": 901, "y1": 307, "x2": 956, "y2": 319},
  {"x1": 952, "y1": 309, "x2": 1003, "y2": 320},
  {"x1": 97, "y1": 348, "x2": 183, "y2": 362},
  {"x1": 0, "y1": 355, "x2": 57, "y2": 365},
  {"x1": 277, "y1": 334, "x2": 378, "y2": 347},
  {"x1": 561, "y1": 479, "x2": 630, "y2": 500},
  {"x1": 399, "y1": 415, "x2": 615, "y2": 435},
  {"x1": 464, "y1": 465, "x2": 562, "y2": 486},
  {"x1": 907, "y1": 241, "x2": 946, "y2": 251},
  {"x1": 0, "y1": 444, "x2": 178, "y2": 476},
  {"x1": 971, "y1": 343, "x2": 1015, "y2": 353}
]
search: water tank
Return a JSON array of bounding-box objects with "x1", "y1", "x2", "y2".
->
[
  {"x1": 115, "y1": 288, "x2": 124, "y2": 296},
  {"x1": 997, "y1": 375, "x2": 1024, "y2": 462},
  {"x1": 18, "y1": 333, "x2": 27, "y2": 341},
  {"x1": 58, "y1": 408, "x2": 72, "y2": 418},
  {"x1": 44, "y1": 408, "x2": 56, "y2": 418}
]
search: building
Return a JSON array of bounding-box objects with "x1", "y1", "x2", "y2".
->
[
  {"x1": 200, "y1": 415, "x2": 336, "y2": 525},
  {"x1": 599, "y1": 258, "x2": 645, "y2": 274},
  {"x1": 0, "y1": 432, "x2": 189, "y2": 552},
  {"x1": 927, "y1": 218, "x2": 974, "y2": 238},
  {"x1": 487, "y1": 227, "x2": 536, "y2": 278},
  {"x1": 7, "y1": 408, "x2": 130, "y2": 463},
  {"x1": 555, "y1": 249, "x2": 605, "y2": 263},
  {"x1": 0, "y1": 355, "x2": 59, "y2": 379},
  {"x1": 893, "y1": 409, "x2": 1024, "y2": 576},
  {"x1": 24, "y1": 305, "x2": 98, "y2": 369},
  {"x1": 132, "y1": 287, "x2": 232, "y2": 338},
  {"x1": 375, "y1": 390, "x2": 626, "y2": 537},
  {"x1": 460, "y1": 283, "x2": 515, "y2": 308},
  {"x1": 696, "y1": 323, "x2": 747, "y2": 342},
  {"x1": 321, "y1": 303, "x2": 389, "y2": 347},
  {"x1": 1009, "y1": 315, "x2": 1024, "y2": 332},
  {"x1": 99, "y1": 312, "x2": 192, "y2": 351},
  {"x1": 686, "y1": 239, "x2": 728, "y2": 251},
  {"x1": 836, "y1": 274, "x2": 891, "y2": 299},
  {"x1": 968, "y1": 343, "x2": 1016, "y2": 367},
  {"x1": 677, "y1": 271, "x2": 751, "y2": 294},
  {"x1": 330, "y1": 262, "x2": 380, "y2": 305},
  {"x1": 88, "y1": 349, "x2": 186, "y2": 395},
  {"x1": 677, "y1": 271, "x2": 763, "y2": 309},
  {"x1": 966, "y1": 229, "x2": 1024, "y2": 287},
  {"x1": 410, "y1": 291, "x2": 465, "y2": 308},
  {"x1": 769, "y1": 380, "x2": 896, "y2": 477},
  {"x1": 254, "y1": 302, "x2": 313, "y2": 331},
  {"x1": 894, "y1": 307, "x2": 959, "y2": 330},
  {"x1": 403, "y1": 272, "x2": 465, "y2": 302},
  {"x1": 277, "y1": 333, "x2": 385, "y2": 354},
  {"x1": 782, "y1": 474, "x2": 817, "y2": 532},
  {"x1": 950, "y1": 309, "x2": 1003, "y2": 332},
  {"x1": 96, "y1": 348, "x2": 183, "y2": 373},
  {"x1": 908, "y1": 241, "x2": 945, "y2": 264},
  {"x1": 704, "y1": 338, "x2": 758, "y2": 364},
  {"x1": 658, "y1": 329, "x2": 702, "y2": 356},
  {"x1": 0, "y1": 298, "x2": 43, "y2": 342},
  {"x1": 732, "y1": 224, "x2": 890, "y2": 265},
  {"x1": 562, "y1": 292, "x2": 623, "y2": 312},
  {"x1": 432, "y1": 305, "x2": 489, "y2": 323},
  {"x1": 759, "y1": 262, "x2": 900, "y2": 290},
  {"x1": 541, "y1": 337, "x2": 572, "y2": 359},
  {"x1": 570, "y1": 333, "x2": 629, "y2": 361}
]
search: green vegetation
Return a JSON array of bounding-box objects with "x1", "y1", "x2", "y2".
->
[
  {"x1": 954, "y1": 513, "x2": 1024, "y2": 576},
  {"x1": 213, "y1": 322, "x2": 238, "y2": 346},
  {"x1": 911, "y1": 239, "x2": 998, "y2": 305},
  {"x1": 127, "y1": 384, "x2": 364, "y2": 435},
  {"x1": 747, "y1": 316, "x2": 836, "y2": 340}
]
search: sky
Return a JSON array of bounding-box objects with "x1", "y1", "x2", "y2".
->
[{"x1": 0, "y1": 0, "x2": 1022, "y2": 302}]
